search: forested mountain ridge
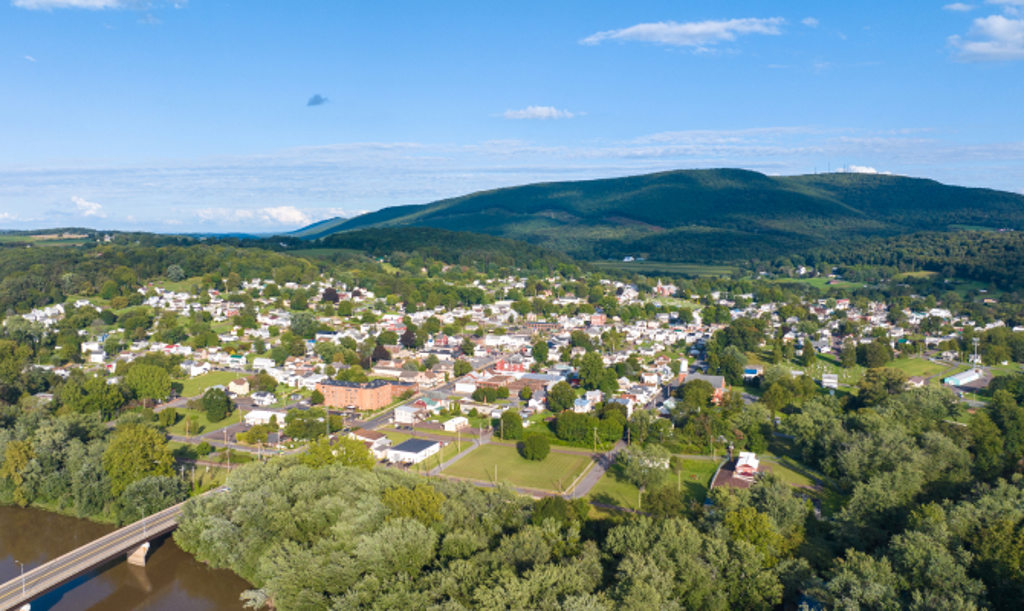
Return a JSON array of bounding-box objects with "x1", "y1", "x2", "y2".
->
[{"x1": 290, "y1": 169, "x2": 1024, "y2": 262}]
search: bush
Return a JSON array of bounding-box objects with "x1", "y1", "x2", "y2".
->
[{"x1": 519, "y1": 433, "x2": 550, "y2": 461}]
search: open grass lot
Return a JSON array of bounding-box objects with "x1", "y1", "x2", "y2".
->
[
  {"x1": 178, "y1": 371, "x2": 240, "y2": 397},
  {"x1": 892, "y1": 270, "x2": 940, "y2": 280},
  {"x1": 886, "y1": 357, "x2": 948, "y2": 378},
  {"x1": 772, "y1": 277, "x2": 863, "y2": 290},
  {"x1": 588, "y1": 260, "x2": 737, "y2": 277},
  {"x1": 165, "y1": 407, "x2": 240, "y2": 437},
  {"x1": 589, "y1": 456, "x2": 719, "y2": 510},
  {"x1": 443, "y1": 443, "x2": 591, "y2": 492}
]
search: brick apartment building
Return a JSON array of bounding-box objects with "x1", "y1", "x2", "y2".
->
[{"x1": 316, "y1": 379, "x2": 418, "y2": 411}]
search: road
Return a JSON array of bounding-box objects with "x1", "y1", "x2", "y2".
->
[{"x1": 0, "y1": 499, "x2": 192, "y2": 610}]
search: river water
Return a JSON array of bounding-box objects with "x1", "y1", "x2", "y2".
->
[{"x1": 0, "y1": 505, "x2": 249, "y2": 610}]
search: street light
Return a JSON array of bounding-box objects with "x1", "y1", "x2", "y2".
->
[{"x1": 14, "y1": 559, "x2": 25, "y2": 596}]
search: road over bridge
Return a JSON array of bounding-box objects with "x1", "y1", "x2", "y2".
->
[{"x1": 0, "y1": 491, "x2": 217, "y2": 610}]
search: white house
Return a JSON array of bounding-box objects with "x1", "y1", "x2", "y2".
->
[
  {"x1": 386, "y1": 438, "x2": 441, "y2": 464},
  {"x1": 394, "y1": 405, "x2": 422, "y2": 425},
  {"x1": 442, "y1": 416, "x2": 469, "y2": 432},
  {"x1": 245, "y1": 409, "x2": 282, "y2": 427},
  {"x1": 251, "y1": 391, "x2": 276, "y2": 407},
  {"x1": 821, "y1": 373, "x2": 839, "y2": 390}
]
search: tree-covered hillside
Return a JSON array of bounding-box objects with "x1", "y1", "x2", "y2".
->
[{"x1": 293, "y1": 169, "x2": 1024, "y2": 262}]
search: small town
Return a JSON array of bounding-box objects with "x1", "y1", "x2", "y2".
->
[{"x1": 10, "y1": 264, "x2": 1015, "y2": 512}]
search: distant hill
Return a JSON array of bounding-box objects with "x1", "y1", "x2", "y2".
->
[
  {"x1": 291, "y1": 169, "x2": 1024, "y2": 263},
  {"x1": 315, "y1": 227, "x2": 574, "y2": 271}
]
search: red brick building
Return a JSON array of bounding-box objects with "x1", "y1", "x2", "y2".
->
[{"x1": 316, "y1": 379, "x2": 417, "y2": 411}]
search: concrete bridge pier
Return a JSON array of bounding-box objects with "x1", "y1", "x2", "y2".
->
[{"x1": 127, "y1": 542, "x2": 151, "y2": 567}]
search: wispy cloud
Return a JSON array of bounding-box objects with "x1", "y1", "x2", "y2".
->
[
  {"x1": 944, "y1": 3, "x2": 975, "y2": 11},
  {"x1": 580, "y1": 17, "x2": 784, "y2": 48},
  {"x1": 306, "y1": 94, "x2": 328, "y2": 107},
  {"x1": 23, "y1": 55, "x2": 37, "y2": 62},
  {"x1": 196, "y1": 206, "x2": 311, "y2": 227},
  {"x1": 503, "y1": 106, "x2": 576, "y2": 120},
  {"x1": 13, "y1": 0, "x2": 187, "y2": 9},
  {"x1": 949, "y1": 14, "x2": 1024, "y2": 60},
  {"x1": 3, "y1": 127, "x2": 1023, "y2": 231},
  {"x1": 14, "y1": 0, "x2": 127, "y2": 9},
  {"x1": 72, "y1": 195, "x2": 105, "y2": 217},
  {"x1": 801, "y1": 17, "x2": 820, "y2": 28}
]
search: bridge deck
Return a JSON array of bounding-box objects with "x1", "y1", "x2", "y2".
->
[{"x1": 0, "y1": 501, "x2": 187, "y2": 610}]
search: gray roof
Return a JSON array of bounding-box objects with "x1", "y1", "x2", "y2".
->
[{"x1": 390, "y1": 438, "x2": 440, "y2": 454}]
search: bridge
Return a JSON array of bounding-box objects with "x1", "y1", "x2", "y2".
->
[{"x1": 0, "y1": 497, "x2": 197, "y2": 610}]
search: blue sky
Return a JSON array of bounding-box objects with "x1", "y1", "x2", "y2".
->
[{"x1": 1, "y1": 0, "x2": 1023, "y2": 232}]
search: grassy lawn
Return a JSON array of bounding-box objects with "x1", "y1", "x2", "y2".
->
[
  {"x1": 443, "y1": 443, "x2": 591, "y2": 492},
  {"x1": 886, "y1": 357, "x2": 947, "y2": 378},
  {"x1": 760, "y1": 457, "x2": 815, "y2": 487},
  {"x1": 178, "y1": 371, "x2": 240, "y2": 397},
  {"x1": 892, "y1": 271, "x2": 940, "y2": 280},
  {"x1": 772, "y1": 277, "x2": 863, "y2": 290},
  {"x1": 588, "y1": 456, "x2": 719, "y2": 510},
  {"x1": 410, "y1": 440, "x2": 466, "y2": 473},
  {"x1": 166, "y1": 408, "x2": 240, "y2": 436}
]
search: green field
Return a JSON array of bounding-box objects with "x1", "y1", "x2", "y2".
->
[
  {"x1": 886, "y1": 357, "x2": 947, "y2": 378},
  {"x1": 165, "y1": 407, "x2": 240, "y2": 437},
  {"x1": 442, "y1": 443, "x2": 591, "y2": 492},
  {"x1": 588, "y1": 456, "x2": 719, "y2": 510},
  {"x1": 588, "y1": 260, "x2": 737, "y2": 277},
  {"x1": 772, "y1": 277, "x2": 863, "y2": 290},
  {"x1": 178, "y1": 371, "x2": 240, "y2": 397},
  {"x1": 892, "y1": 271, "x2": 940, "y2": 280}
]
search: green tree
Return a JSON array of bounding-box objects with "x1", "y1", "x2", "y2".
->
[
  {"x1": 579, "y1": 351, "x2": 606, "y2": 391},
  {"x1": 202, "y1": 388, "x2": 231, "y2": 422},
  {"x1": 0, "y1": 440, "x2": 35, "y2": 506},
  {"x1": 460, "y1": 337, "x2": 475, "y2": 356},
  {"x1": 532, "y1": 341, "x2": 549, "y2": 364},
  {"x1": 102, "y1": 423, "x2": 174, "y2": 497},
  {"x1": 381, "y1": 484, "x2": 446, "y2": 525},
  {"x1": 520, "y1": 433, "x2": 550, "y2": 461},
  {"x1": 453, "y1": 359, "x2": 473, "y2": 377},
  {"x1": 969, "y1": 410, "x2": 1005, "y2": 479},
  {"x1": 500, "y1": 410, "x2": 524, "y2": 440},
  {"x1": 547, "y1": 381, "x2": 575, "y2": 413},
  {"x1": 618, "y1": 444, "x2": 670, "y2": 508},
  {"x1": 124, "y1": 363, "x2": 171, "y2": 406},
  {"x1": 117, "y1": 475, "x2": 189, "y2": 524},
  {"x1": 300, "y1": 437, "x2": 376, "y2": 469}
]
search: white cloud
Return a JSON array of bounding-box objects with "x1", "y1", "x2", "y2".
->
[
  {"x1": 801, "y1": 17, "x2": 819, "y2": 28},
  {"x1": 13, "y1": 0, "x2": 126, "y2": 8},
  {"x1": 944, "y1": 3, "x2": 975, "y2": 11},
  {"x1": 0, "y1": 212, "x2": 19, "y2": 221},
  {"x1": 503, "y1": 105, "x2": 576, "y2": 120},
  {"x1": 195, "y1": 206, "x2": 310, "y2": 227},
  {"x1": 844, "y1": 165, "x2": 893, "y2": 175},
  {"x1": 24, "y1": 55, "x2": 36, "y2": 62},
  {"x1": 581, "y1": 17, "x2": 784, "y2": 48},
  {"x1": 262, "y1": 206, "x2": 310, "y2": 225},
  {"x1": 949, "y1": 14, "x2": 1024, "y2": 60},
  {"x1": 72, "y1": 195, "x2": 105, "y2": 217}
]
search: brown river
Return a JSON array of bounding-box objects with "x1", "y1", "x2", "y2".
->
[{"x1": 0, "y1": 505, "x2": 249, "y2": 610}]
